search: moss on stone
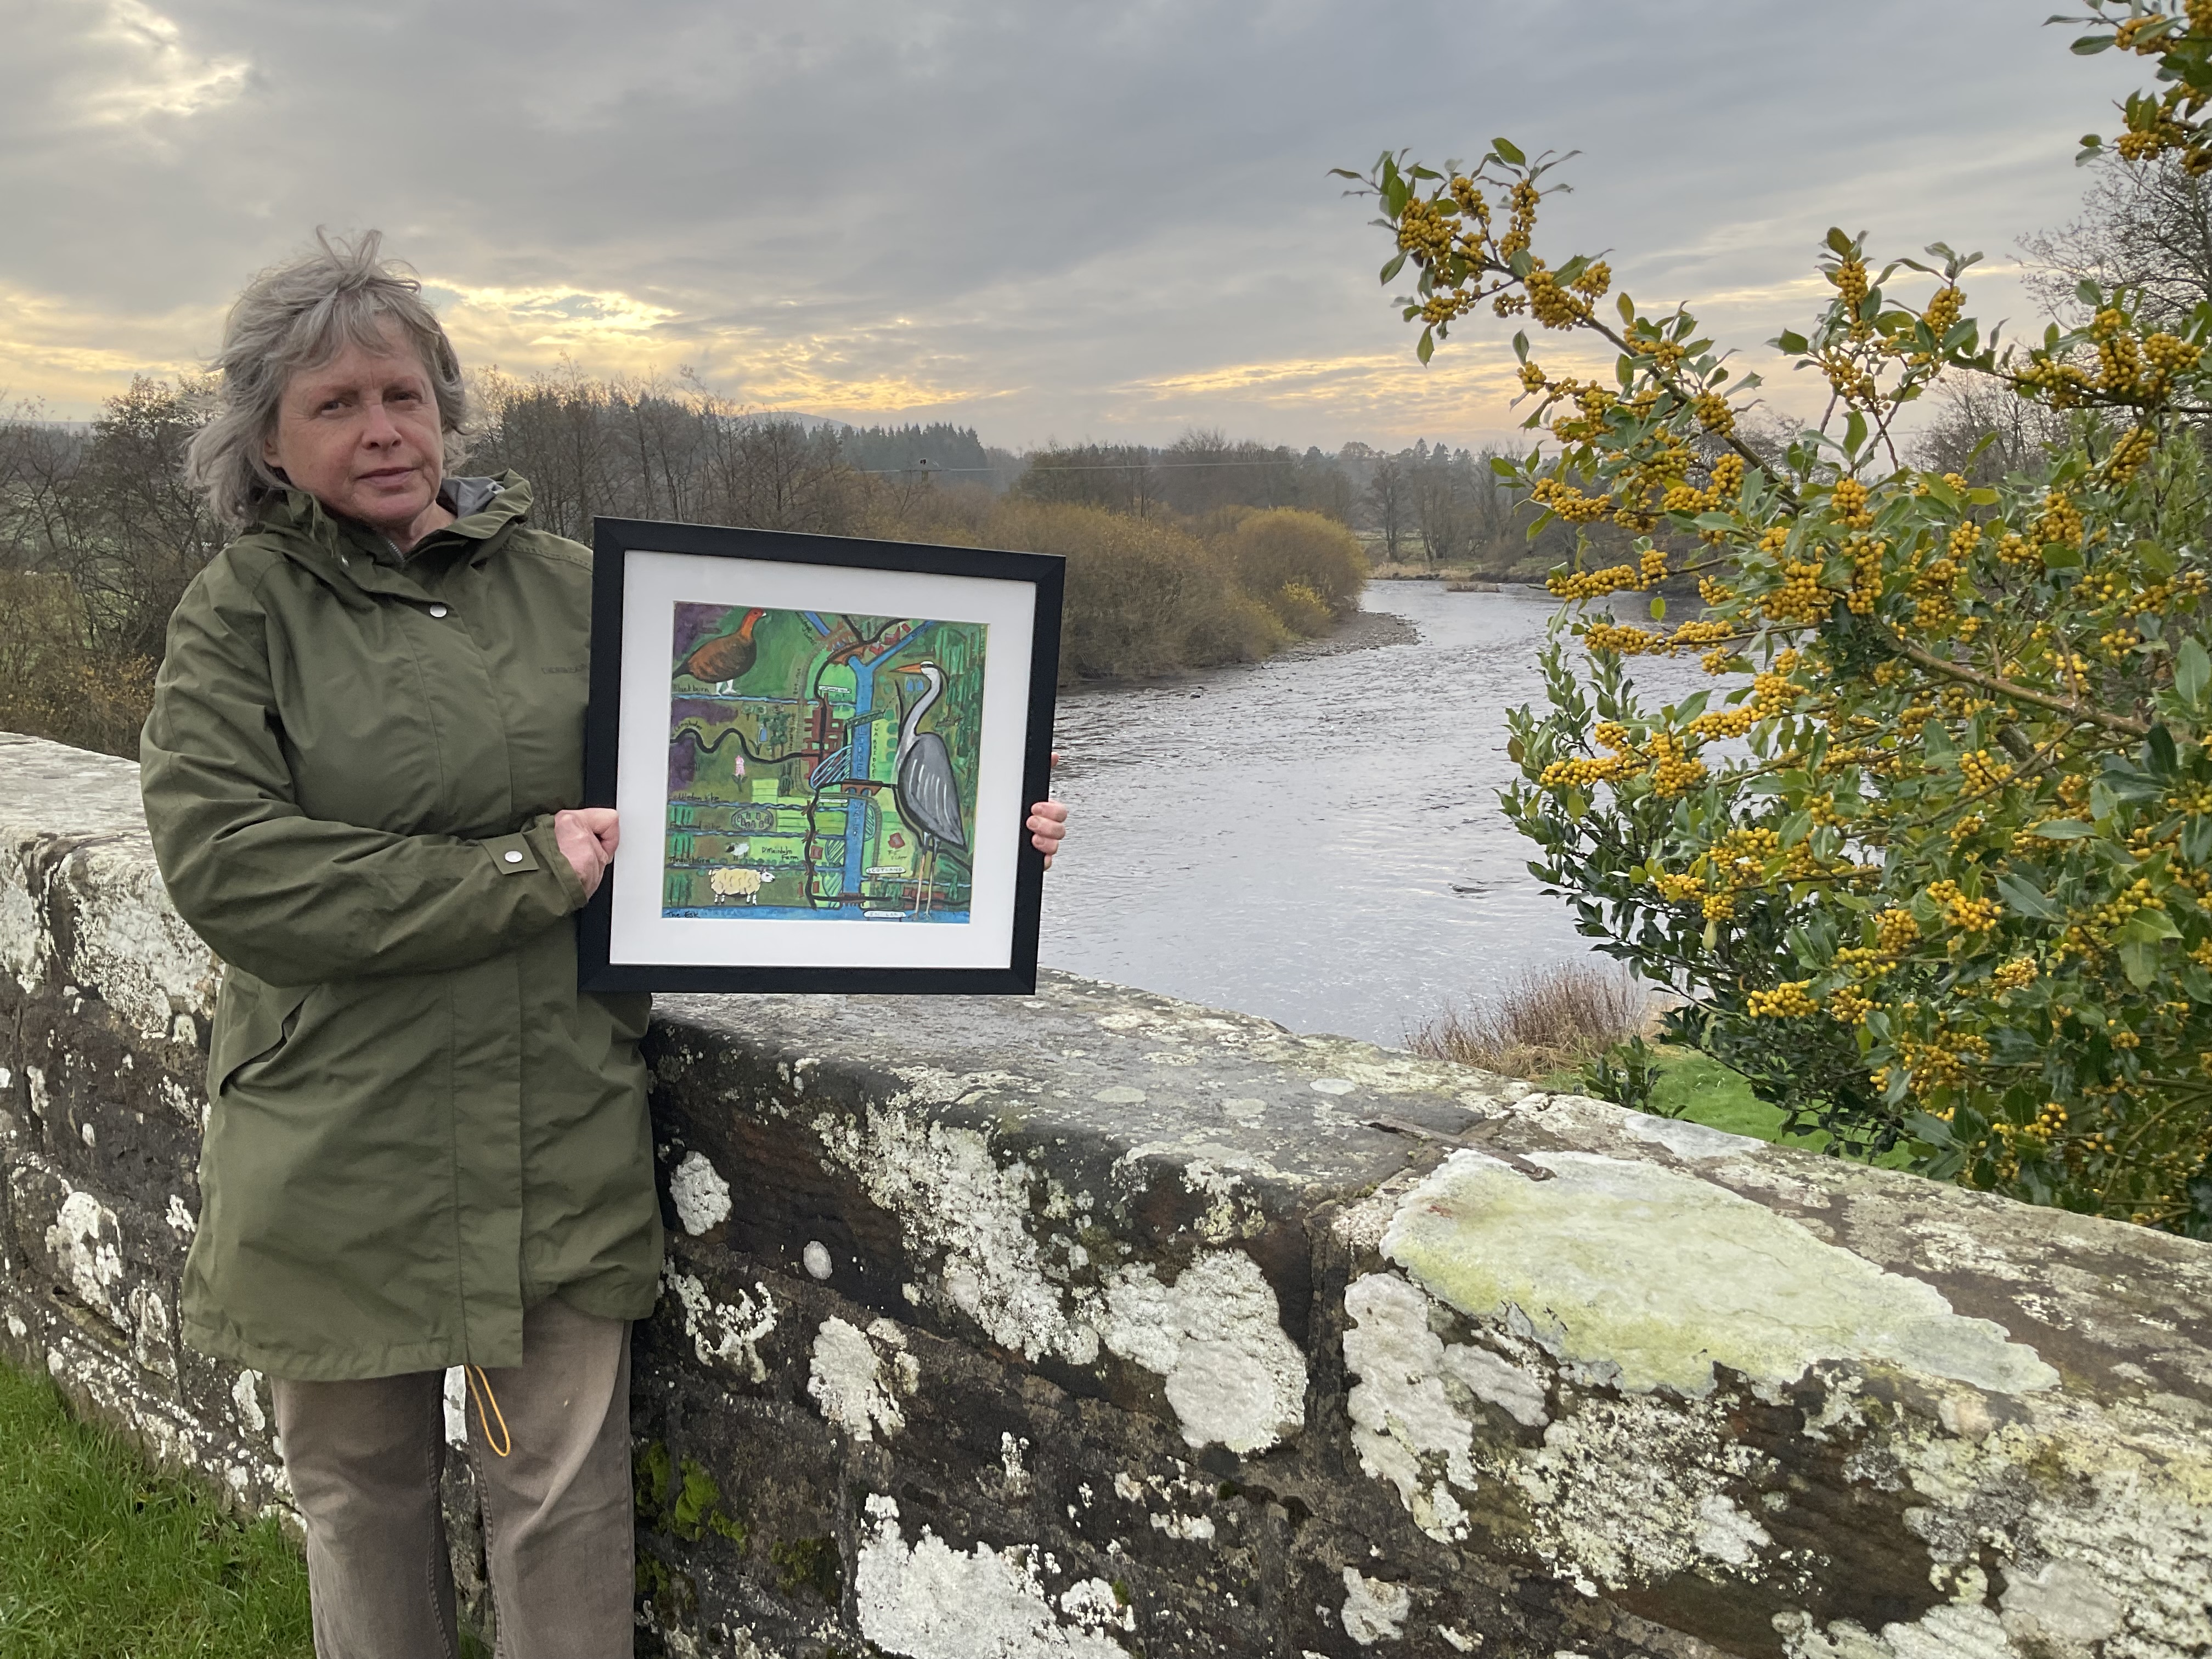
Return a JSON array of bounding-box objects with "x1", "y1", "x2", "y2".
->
[{"x1": 770, "y1": 1533, "x2": 844, "y2": 1604}]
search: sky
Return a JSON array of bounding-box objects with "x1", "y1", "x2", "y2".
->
[{"x1": 0, "y1": 0, "x2": 2153, "y2": 452}]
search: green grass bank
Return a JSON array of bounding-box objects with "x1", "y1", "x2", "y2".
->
[{"x1": 0, "y1": 1363, "x2": 311, "y2": 1658}]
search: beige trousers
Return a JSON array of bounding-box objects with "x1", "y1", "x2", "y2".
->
[{"x1": 271, "y1": 1298, "x2": 634, "y2": 1659}]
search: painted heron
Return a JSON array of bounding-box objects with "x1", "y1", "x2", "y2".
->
[
  {"x1": 893, "y1": 662, "x2": 967, "y2": 915},
  {"x1": 680, "y1": 607, "x2": 767, "y2": 694}
]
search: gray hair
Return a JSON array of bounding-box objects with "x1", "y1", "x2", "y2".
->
[{"x1": 185, "y1": 229, "x2": 469, "y2": 528}]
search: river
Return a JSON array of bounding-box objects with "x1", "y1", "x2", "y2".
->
[{"x1": 1036, "y1": 580, "x2": 1713, "y2": 1048}]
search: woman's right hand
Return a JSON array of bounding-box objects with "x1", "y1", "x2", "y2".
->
[{"x1": 554, "y1": 808, "x2": 620, "y2": 900}]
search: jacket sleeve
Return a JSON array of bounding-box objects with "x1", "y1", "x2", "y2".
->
[{"x1": 139, "y1": 556, "x2": 591, "y2": 985}]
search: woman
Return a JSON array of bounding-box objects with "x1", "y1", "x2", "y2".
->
[{"x1": 139, "y1": 231, "x2": 1069, "y2": 1659}]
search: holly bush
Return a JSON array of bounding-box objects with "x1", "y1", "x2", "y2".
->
[{"x1": 1342, "y1": 1, "x2": 2212, "y2": 1234}]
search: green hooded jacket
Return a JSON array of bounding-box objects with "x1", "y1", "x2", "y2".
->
[{"x1": 139, "y1": 475, "x2": 662, "y2": 1380}]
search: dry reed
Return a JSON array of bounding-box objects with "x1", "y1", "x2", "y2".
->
[{"x1": 1406, "y1": 960, "x2": 1654, "y2": 1080}]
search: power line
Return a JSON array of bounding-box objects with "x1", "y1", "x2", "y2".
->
[{"x1": 859, "y1": 457, "x2": 1316, "y2": 476}]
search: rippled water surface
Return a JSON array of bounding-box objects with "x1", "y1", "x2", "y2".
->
[{"x1": 1037, "y1": 582, "x2": 1710, "y2": 1047}]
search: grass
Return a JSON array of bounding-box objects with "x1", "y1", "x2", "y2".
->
[
  {"x1": 1636, "y1": 1048, "x2": 1916, "y2": 1167},
  {"x1": 0, "y1": 1359, "x2": 312, "y2": 1658},
  {"x1": 1411, "y1": 963, "x2": 1915, "y2": 1169}
]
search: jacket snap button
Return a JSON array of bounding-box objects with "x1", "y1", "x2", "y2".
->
[
  {"x1": 429, "y1": 604, "x2": 449, "y2": 618},
  {"x1": 503, "y1": 849, "x2": 523, "y2": 864}
]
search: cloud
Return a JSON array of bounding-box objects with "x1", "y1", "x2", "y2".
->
[
  {"x1": 0, "y1": 0, "x2": 2154, "y2": 446},
  {"x1": 40, "y1": 0, "x2": 250, "y2": 130}
]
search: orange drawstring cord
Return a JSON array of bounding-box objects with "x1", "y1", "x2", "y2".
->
[{"x1": 465, "y1": 1365, "x2": 514, "y2": 1458}]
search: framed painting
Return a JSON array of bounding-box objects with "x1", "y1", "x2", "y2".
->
[{"x1": 578, "y1": 518, "x2": 1064, "y2": 994}]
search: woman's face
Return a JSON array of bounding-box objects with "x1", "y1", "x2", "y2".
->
[{"x1": 263, "y1": 319, "x2": 445, "y2": 540}]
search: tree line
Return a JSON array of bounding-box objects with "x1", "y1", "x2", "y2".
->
[{"x1": 0, "y1": 371, "x2": 1372, "y2": 758}]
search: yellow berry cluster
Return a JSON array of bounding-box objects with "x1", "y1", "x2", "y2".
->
[
  {"x1": 1747, "y1": 980, "x2": 1819, "y2": 1018},
  {"x1": 2170, "y1": 781, "x2": 2212, "y2": 817},
  {"x1": 1995, "y1": 531, "x2": 2037, "y2": 567},
  {"x1": 1763, "y1": 561, "x2": 1832, "y2": 625},
  {"x1": 1845, "y1": 535, "x2": 1886, "y2": 614},
  {"x1": 2061, "y1": 888, "x2": 2174, "y2": 963},
  {"x1": 1689, "y1": 705, "x2": 1756, "y2": 739},
  {"x1": 2014, "y1": 356, "x2": 2094, "y2": 406},
  {"x1": 1927, "y1": 879, "x2": 2003, "y2": 934},
  {"x1": 1395, "y1": 194, "x2": 1457, "y2": 264},
  {"x1": 1583, "y1": 622, "x2": 1660, "y2": 655},
  {"x1": 1828, "y1": 985, "x2": 1875, "y2": 1024},
  {"x1": 1895, "y1": 1029, "x2": 1991, "y2": 1096},
  {"x1": 1693, "y1": 392, "x2": 1735, "y2": 435},
  {"x1": 1548, "y1": 561, "x2": 1638, "y2": 600},
  {"x1": 1830, "y1": 477, "x2": 1875, "y2": 529},
  {"x1": 1990, "y1": 957, "x2": 2038, "y2": 992},
  {"x1": 1875, "y1": 907, "x2": 1920, "y2": 953},
  {"x1": 1827, "y1": 256, "x2": 1869, "y2": 319},
  {"x1": 1522, "y1": 263, "x2": 1589, "y2": 330},
  {"x1": 2143, "y1": 330, "x2": 2202, "y2": 376},
  {"x1": 2094, "y1": 310, "x2": 2146, "y2": 393},
  {"x1": 1539, "y1": 754, "x2": 1630, "y2": 788},
  {"x1": 2103, "y1": 425, "x2": 2158, "y2": 484},
  {"x1": 2032, "y1": 489, "x2": 2084, "y2": 550},
  {"x1": 1751, "y1": 670, "x2": 1799, "y2": 713},
  {"x1": 1532, "y1": 477, "x2": 1615, "y2": 524},
  {"x1": 1835, "y1": 945, "x2": 1889, "y2": 976},
  {"x1": 1959, "y1": 749, "x2": 2014, "y2": 793},
  {"x1": 1648, "y1": 732, "x2": 1706, "y2": 797},
  {"x1": 1993, "y1": 1101, "x2": 2068, "y2": 1155},
  {"x1": 1667, "y1": 618, "x2": 1736, "y2": 652},
  {"x1": 1570, "y1": 261, "x2": 1612, "y2": 298},
  {"x1": 1922, "y1": 286, "x2": 1964, "y2": 338},
  {"x1": 1538, "y1": 720, "x2": 1639, "y2": 791}
]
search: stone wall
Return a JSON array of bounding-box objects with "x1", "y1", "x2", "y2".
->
[{"x1": 1, "y1": 727, "x2": 2207, "y2": 1659}]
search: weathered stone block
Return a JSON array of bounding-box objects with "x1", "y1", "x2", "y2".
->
[{"x1": 4, "y1": 729, "x2": 2209, "y2": 1659}]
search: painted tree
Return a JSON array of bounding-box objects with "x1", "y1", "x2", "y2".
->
[{"x1": 1342, "y1": 0, "x2": 2212, "y2": 1234}]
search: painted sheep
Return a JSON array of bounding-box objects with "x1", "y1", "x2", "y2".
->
[{"x1": 708, "y1": 866, "x2": 766, "y2": 905}]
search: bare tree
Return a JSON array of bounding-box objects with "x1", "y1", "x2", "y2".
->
[
  {"x1": 2021, "y1": 155, "x2": 2212, "y2": 328},
  {"x1": 1364, "y1": 456, "x2": 1409, "y2": 560}
]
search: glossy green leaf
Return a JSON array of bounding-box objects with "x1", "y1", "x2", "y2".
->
[
  {"x1": 1996, "y1": 874, "x2": 2066, "y2": 922},
  {"x1": 2178, "y1": 638, "x2": 2210, "y2": 707}
]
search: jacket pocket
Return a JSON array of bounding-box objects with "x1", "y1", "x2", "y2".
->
[{"x1": 207, "y1": 971, "x2": 314, "y2": 1097}]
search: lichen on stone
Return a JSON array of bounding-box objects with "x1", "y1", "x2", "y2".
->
[
  {"x1": 855, "y1": 1495, "x2": 1130, "y2": 1658},
  {"x1": 809, "y1": 1316, "x2": 910, "y2": 1442},
  {"x1": 1099, "y1": 1250, "x2": 1305, "y2": 1454},
  {"x1": 1383, "y1": 1149, "x2": 2059, "y2": 1396}
]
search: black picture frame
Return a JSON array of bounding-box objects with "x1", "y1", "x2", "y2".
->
[{"x1": 579, "y1": 517, "x2": 1064, "y2": 995}]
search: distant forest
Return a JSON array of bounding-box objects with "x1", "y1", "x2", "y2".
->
[{"x1": 0, "y1": 371, "x2": 1404, "y2": 754}]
